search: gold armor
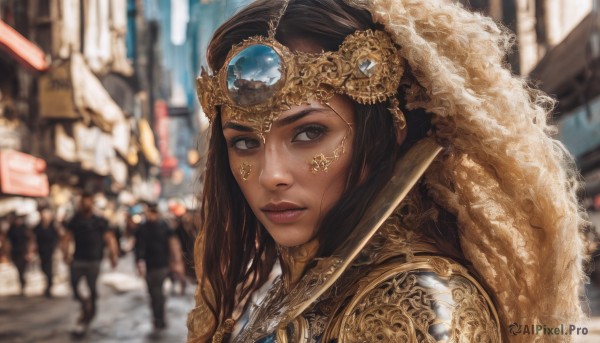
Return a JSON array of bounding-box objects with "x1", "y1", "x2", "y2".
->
[
  {"x1": 224, "y1": 138, "x2": 502, "y2": 343},
  {"x1": 232, "y1": 230, "x2": 502, "y2": 343}
]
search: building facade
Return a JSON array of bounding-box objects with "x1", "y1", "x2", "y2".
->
[
  {"x1": 460, "y1": 0, "x2": 600, "y2": 230},
  {"x1": 519, "y1": 0, "x2": 600, "y2": 227}
]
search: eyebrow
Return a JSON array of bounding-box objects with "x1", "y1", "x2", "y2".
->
[
  {"x1": 222, "y1": 108, "x2": 328, "y2": 132},
  {"x1": 222, "y1": 121, "x2": 254, "y2": 132}
]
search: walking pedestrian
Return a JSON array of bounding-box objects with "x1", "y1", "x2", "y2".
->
[
  {"x1": 135, "y1": 203, "x2": 183, "y2": 330},
  {"x1": 172, "y1": 208, "x2": 197, "y2": 295},
  {"x1": 33, "y1": 206, "x2": 60, "y2": 298},
  {"x1": 6, "y1": 211, "x2": 33, "y2": 296},
  {"x1": 62, "y1": 192, "x2": 119, "y2": 337}
]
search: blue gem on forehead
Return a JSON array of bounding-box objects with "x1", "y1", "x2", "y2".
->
[{"x1": 226, "y1": 44, "x2": 284, "y2": 107}]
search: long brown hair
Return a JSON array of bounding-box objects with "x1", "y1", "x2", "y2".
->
[{"x1": 196, "y1": 0, "x2": 455, "y2": 331}]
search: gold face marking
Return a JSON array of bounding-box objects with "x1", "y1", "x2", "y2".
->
[
  {"x1": 308, "y1": 100, "x2": 353, "y2": 174},
  {"x1": 239, "y1": 162, "x2": 253, "y2": 181},
  {"x1": 309, "y1": 133, "x2": 348, "y2": 174}
]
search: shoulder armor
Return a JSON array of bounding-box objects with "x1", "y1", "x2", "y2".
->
[{"x1": 334, "y1": 256, "x2": 502, "y2": 343}]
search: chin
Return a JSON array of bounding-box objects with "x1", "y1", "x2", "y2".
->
[
  {"x1": 268, "y1": 228, "x2": 313, "y2": 248},
  {"x1": 272, "y1": 236, "x2": 312, "y2": 248}
]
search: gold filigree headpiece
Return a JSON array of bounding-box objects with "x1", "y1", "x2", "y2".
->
[{"x1": 196, "y1": 29, "x2": 405, "y2": 128}]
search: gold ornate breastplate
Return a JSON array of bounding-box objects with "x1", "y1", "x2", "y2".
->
[{"x1": 235, "y1": 255, "x2": 501, "y2": 343}]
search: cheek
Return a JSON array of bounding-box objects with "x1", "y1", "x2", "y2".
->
[
  {"x1": 309, "y1": 147, "x2": 353, "y2": 216},
  {"x1": 228, "y1": 152, "x2": 251, "y2": 182},
  {"x1": 228, "y1": 155, "x2": 262, "y2": 210},
  {"x1": 229, "y1": 158, "x2": 241, "y2": 182}
]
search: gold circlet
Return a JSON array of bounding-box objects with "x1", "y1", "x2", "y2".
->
[{"x1": 197, "y1": 29, "x2": 404, "y2": 132}]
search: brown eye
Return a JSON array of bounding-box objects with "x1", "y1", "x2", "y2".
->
[
  {"x1": 293, "y1": 125, "x2": 326, "y2": 142},
  {"x1": 233, "y1": 138, "x2": 260, "y2": 150}
]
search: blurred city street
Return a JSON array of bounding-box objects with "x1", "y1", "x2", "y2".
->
[
  {"x1": 0, "y1": 253, "x2": 194, "y2": 343},
  {"x1": 577, "y1": 321, "x2": 600, "y2": 343},
  {"x1": 0, "y1": 0, "x2": 600, "y2": 342},
  {"x1": 2, "y1": 255, "x2": 600, "y2": 342}
]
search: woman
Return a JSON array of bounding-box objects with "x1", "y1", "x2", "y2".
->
[{"x1": 187, "y1": 0, "x2": 589, "y2": 342}]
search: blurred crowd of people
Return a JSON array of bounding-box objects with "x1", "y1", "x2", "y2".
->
[{"x1": 0, "y1": 192, "x2": 198, "y2": 337}]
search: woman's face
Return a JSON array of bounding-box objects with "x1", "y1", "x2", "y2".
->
[{"x1": 222, "y1": 95, "x2": 355, "y2": 247}]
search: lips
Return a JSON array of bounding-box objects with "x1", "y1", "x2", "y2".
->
[{"x1": 261, "y1": 202, "x2": 307, "y2": 224}]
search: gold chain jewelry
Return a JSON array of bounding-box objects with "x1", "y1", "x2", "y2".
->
[
  {"x1": 239, "y1": 162, "x2": 253, "y2": 181},
  {"x1": 267, "y1": 0, "x2": 290, "y2": 38},
  {"x1": 389, "y1": 98, "x2": 406, "y2": 131}
]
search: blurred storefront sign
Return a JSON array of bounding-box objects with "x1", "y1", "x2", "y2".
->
[
  {"x1": 112, "y1": 120, "x2": 131, "y2": 157},
  {"x1": 0, "y1": 197, "x2": 38, "y2": 217},
  {"x1": 530, "y1": 13, "x2": 595, "y2": 105},
  {"x1": 0, "y1": 150, "x2": 49, "y2": 197},
  {"x1": 155, "y1": 101, "x2": 178, "y2": 175},
  {"x1": 73, "y1": 123, "x2": 116, "y2": 177},
  {"x1": 53, "y1": 122, "x2": 128, "y2": 187},
  {"x1": 54, "y1": 124, "x2": 78, "y2": 163},
  {"x1": 83, "y1": 0, "x2": 133, "y2": 76},
  {"x1": 139, "y1": 119, "x2": 161, "y2": 165},
  {"x1": 558, "y1": 95, "x2": 600, "y2": 158},
  {"x1": 0, "y1": 19, "x2": 48, "y2": 71},
  {"x1": 38, "y1": 61, "x2": 79, "y2": 119},
  {"x1": 0, "y1": 119, "x2": 22, "y2": 151},
  {"x1": 38, "y1": 54, "x2": 126, "y2": 131},
  {"x1": 101, "y1": 73, "x2": 135, "y2": 115}
]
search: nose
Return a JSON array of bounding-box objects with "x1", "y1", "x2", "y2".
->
[{"x1": 258, "y1": 142, "x2": 293, "y2": 191}]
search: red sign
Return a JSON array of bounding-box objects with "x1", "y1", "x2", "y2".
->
[
  {"x1": 0, "y1": 150, "x2": 49, "y2": 197},
  {"x1": 154, "y1": 101, "x2": 178, "y2": 175},
  {"x1": 0, "y1": 20, "x2": 48, "y2": 71}
]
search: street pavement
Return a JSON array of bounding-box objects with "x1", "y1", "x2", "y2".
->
[
  {"x1": 2, "y1": 253, "x2": 600, "y2": 342},
  {"x1": 0, "y1": 253, "x2": 195, "y2": 343}
]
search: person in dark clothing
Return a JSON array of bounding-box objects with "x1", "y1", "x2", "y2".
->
[
  {"x1": 172, "y1": 209, "x2": 198, "y2": 294},
  {"x1": 135, "y1": 204, "x2": 183, "y2": 330},
  {"x1": 33, "y1": 207, "x2": 60, "y2": 298},
  {"x1": 6, "y1": 212, "x2": 33, "y2": 296},
  {"x1": 62, "y1": 193, "x2": 119, "y2": 337}
]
